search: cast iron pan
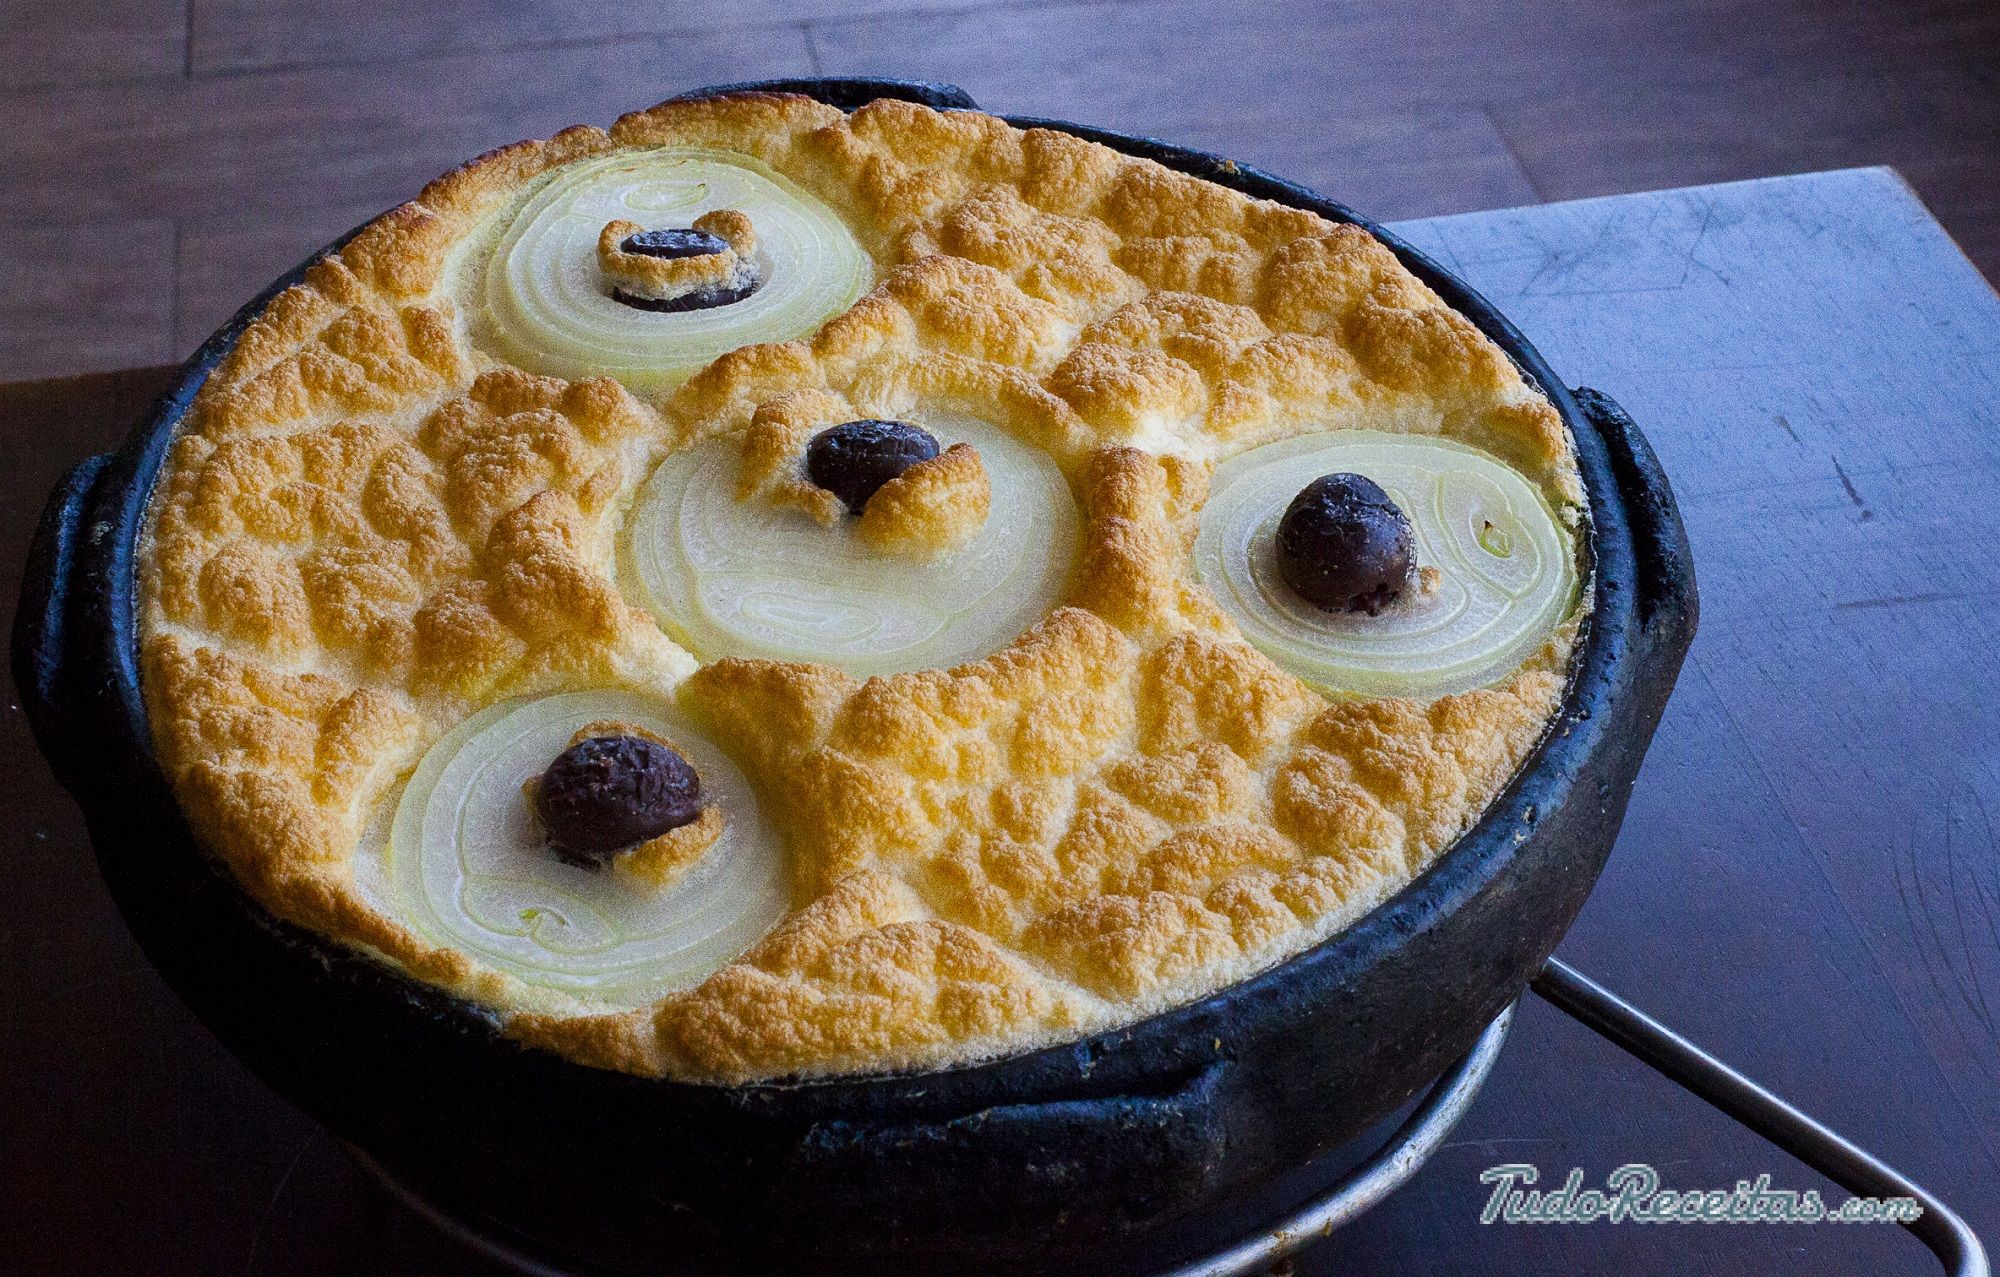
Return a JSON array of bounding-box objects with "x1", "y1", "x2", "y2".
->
[{"x1": 12, "y1": 78, "x2": 1696, "y2": 1275}]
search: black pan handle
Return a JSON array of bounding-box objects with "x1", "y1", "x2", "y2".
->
[
  {"x1": 1572, "y1": 386, "x2": 1699, "y2": 651},
  {"x1": 11, "y1": 452, "x2": 115, "y2": 800},
  {"x1": 666, "y1": 77, "x2": 980, "y2": 113}
]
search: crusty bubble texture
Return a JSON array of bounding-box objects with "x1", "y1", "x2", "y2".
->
[{"x1": 138, "y1": 92, "x2": 1587, "y2": 1083}]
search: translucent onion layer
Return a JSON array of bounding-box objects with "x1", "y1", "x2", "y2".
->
[
  {"x1": 477, "y1": 148, "x2": 872, "y2": 390},
  {"x1": 1195, "y1": 431, "x2": 1578, "y2": 698},
  {"x1": 624, "y1": 414, "x2": 1079, "y2": 676},
  {"x1": 384, "y1": 690, "x2": 788, "y2": 1005}
]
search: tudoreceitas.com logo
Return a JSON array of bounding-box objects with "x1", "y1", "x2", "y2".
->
[{"x1": 1478, "y1": 1163, "x2": 1922, "y2": 1225}]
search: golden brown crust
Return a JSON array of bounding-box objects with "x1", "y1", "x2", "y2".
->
[
  {"x1": 619, "y1": 804, "x2": 725, "y2": 890},
  {"x1": 856, "y1": 442, "x2": 990, "y2": 557},
  {"x1": 139, "y1": 92, "x2": 1585, "y2": 1082}
]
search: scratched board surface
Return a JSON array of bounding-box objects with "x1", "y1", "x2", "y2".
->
[
  {"x1": 1312, "y1": 166, "x2": 2000, "y2": 1274},
  {"x1": 1, "y1": 169, "x2": 1996, "y2": 1273}
]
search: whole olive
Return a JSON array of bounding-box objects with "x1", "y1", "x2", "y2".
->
[
  {"x1": 1275, "y1": 473, "x2": 1414, "y2": 615},
  {"x1": 534, "y1": 735, "x2": 702, "y2": 861},
  {"x1": 805, "y1": 419, "x2": 943, "y2": 514}
]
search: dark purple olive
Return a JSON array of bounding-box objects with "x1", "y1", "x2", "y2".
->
[
  {"x1": 534, "y1": 735, "x2": 702, "y2": 862},
  {"x1": 611, "y1": 280, "x2": 760, "y2": 312},
  {"x1": 805, "y1": 420, "x2": 942, "y2": 514},
  {"x1": 620, "y1": 228, "x2": 731, "y2": 259},
  {"x1": 1275, "y1": 473, "x2": 1414, "y2": 615}
]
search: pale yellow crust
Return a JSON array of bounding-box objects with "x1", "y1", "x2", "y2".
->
[{"x1": 139, "y1": 93, "x2": 1586, "y2": 1082}]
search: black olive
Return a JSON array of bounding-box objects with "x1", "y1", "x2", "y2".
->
[
  {"x1": 620, "y1": 228, "x2": 731, "y2": 259},
  {"x1": 534, "y1": 735, "x2": 702, "y2": 862},
  {"x1": 805, "y1": 419, "x2": 942, "y2": 514},
  {"x1": 1275, "y1": 473, "x2": 1414, "y2": 615},
  {"x1": 611, "y1": 280, "x2": 761, "y2": 312}
]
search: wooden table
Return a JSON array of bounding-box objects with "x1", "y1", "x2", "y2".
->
[{"x1": 4, "y1": 167, "x2": 1995, "y2": 1275}]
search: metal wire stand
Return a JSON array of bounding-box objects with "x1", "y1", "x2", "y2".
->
[
  {"x1": 356, "y1": 960, "x2": 1989, "y2": 1277},
  {"x1": 1159, "y1": 960, "x2": 1988, "y2": 1277}
]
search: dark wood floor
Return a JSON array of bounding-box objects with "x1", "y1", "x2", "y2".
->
[{"x1": 0, "y1": 0, "x2": 1994, "y2": 382}]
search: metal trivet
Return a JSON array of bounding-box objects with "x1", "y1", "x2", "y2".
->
[{"x1": 352, "y1": 959, "x2": 1988, "y2": 1277}]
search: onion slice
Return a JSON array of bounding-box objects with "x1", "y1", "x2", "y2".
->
[
  {"x1": 623, "y1": 413, "x2": 1079, "y2": 676},
  {"x1": 379, "y1": 690, "x2": 788, "y2": 1006},
  {"x1": 1195, "y1": 431, "x2": 1579, "y2": 698},
  {"x1": 467, "y1": 148, "x2": 873, "y2": 391}
]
